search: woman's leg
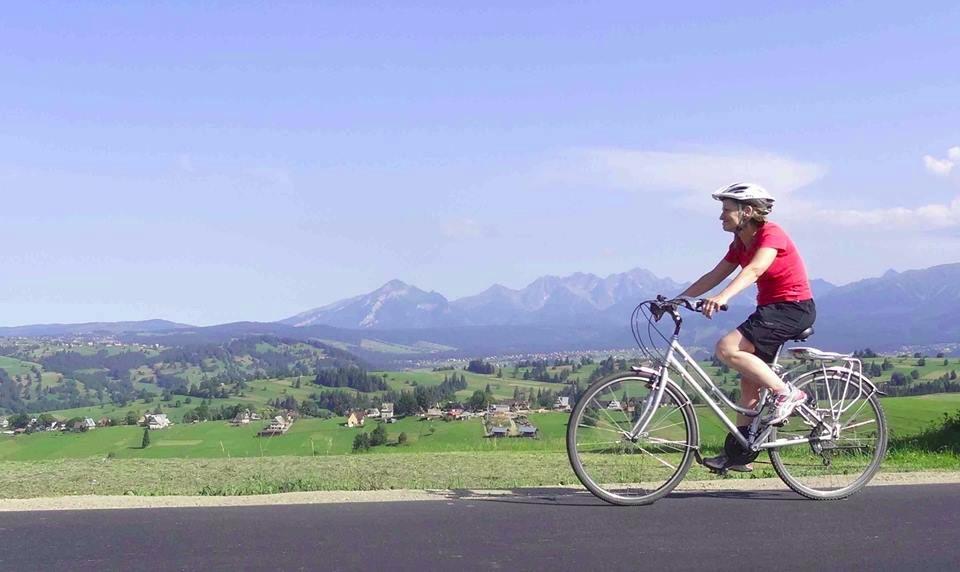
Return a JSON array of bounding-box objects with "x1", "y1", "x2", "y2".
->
[
  {"x1": 715, "y1": 329, "x2": 788, "y2": 396},
  {"x1": 736, "y1": 375, "x2": 762, "y2": 427}
]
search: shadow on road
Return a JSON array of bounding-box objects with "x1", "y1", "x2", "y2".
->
[{"x1": 423, "y1": 487, "x2": 801, "y2": 507}]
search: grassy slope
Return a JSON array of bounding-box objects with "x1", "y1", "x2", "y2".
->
[
  {"x1": 3, "y1": 394, "x2": 958, "y2": 462},
  {"x1": 0, "y1": 356, "x2": 41, "y2": 376}
]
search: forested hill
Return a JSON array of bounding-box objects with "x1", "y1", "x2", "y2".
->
[{"x1": 0, "y1": 336, "x2": 364, "y2": 414}]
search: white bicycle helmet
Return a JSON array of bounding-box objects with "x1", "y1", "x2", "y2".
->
[{"x1": 711, "y1": 182, "x2": 775, "y2": 204}]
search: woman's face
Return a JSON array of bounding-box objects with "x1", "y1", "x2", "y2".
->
[{"x1": 719, "y1": 199, "x2": 743, "y2": 232}]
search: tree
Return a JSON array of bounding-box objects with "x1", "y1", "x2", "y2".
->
[
  {"x1": 141, "y1": 427, "x2": 150, "y2": 448},
  {"x1": 352, "y1": 432, "x2": 370, "y2": 452},
  {"x1": 910, "y1": 369, "x2": 920, "y2": 380},
  {"x1": 124, "y1": 410, "x2": 139, "y2": 426},
  {"x1": 395, "y1": 391, "x2": 419, "y2": 416},
  {"x1": 468, "y1": 389, "x2": 490, "y2": 411},
  {"x1": 397, "y1": 432, "x2": 408, "y2": 445},
  {"x1": 8, "y1": 413, "x2": 30, "y2": 429},
  {"x1": 370, "y1": 423, "x2": 387, "y2": 447}
]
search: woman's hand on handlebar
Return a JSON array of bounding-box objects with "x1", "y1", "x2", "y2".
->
[{"x1": 700, "y1": 296, "x2": 729, "y2": 319}]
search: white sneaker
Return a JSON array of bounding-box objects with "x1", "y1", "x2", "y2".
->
[{"x1": 762, "y1": 386, "x2": 807, "y2": 425}]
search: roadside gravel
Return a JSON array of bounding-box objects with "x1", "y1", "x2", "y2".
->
[{"x1": 1, "y1": 471, "x2": 957, "y2": 512}]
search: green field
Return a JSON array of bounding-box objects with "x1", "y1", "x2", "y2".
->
[
  {"x1": 4, "y1": 394, "x2": 959, "y2": 462},
  {"x1": 0, "y1": 355, "x2": 41, "y2": 377}
]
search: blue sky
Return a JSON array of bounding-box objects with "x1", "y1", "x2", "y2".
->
[{"x1": 2, "y1": 2, "x2": 959, "y2": 326}]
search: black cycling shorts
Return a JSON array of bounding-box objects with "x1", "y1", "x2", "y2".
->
[{"x1": 737, "y1": 299, "x2": 816, "y2": 363}]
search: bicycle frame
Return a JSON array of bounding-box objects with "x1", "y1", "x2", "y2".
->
[{"x1": 630, "y1": 335, "x2": 829, "y2": 453}]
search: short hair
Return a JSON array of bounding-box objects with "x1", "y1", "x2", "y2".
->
[{"x1": 740, "y1": 198, "x2": 773, "y2": 224}]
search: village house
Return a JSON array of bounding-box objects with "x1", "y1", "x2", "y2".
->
[
  {"x1": 508, "y1": 400, "x2": 530, "y2": 413},
  {"x1": 143, "y1": 414, "x2": 171, "y2": 430},
  {"x1": 0, "y1": 417, "x2": 8, "y2": 429},
  {"x1": 231, "y1": 409, "x2": 254, "y2": 426},
  {"x1": 423, "y1": 406, "x2": 444, "y2": 420},
  {"x1": 443, "y1": 406, "x2": 465, "y2": 421},
  {"x1": 380, "y1": 402, "x2": 394, "y2": 420},
  {"x1": 488, "y1": 425, "x2": 509, "y2": 438},
  {"x1": 258, "y1": 415, "x2": 292, "y2": 436},
  {"x1": 346, "y1": 410, "x2": 366, "y2": 428},
  {"x1": 487, "y1": 403, "x2": 511, "y2": 415},
  {"x1": 364, "y1": 407, "x2": 381, "y2": 419},
  {"x1": 518, "y1": 424, "x2": 538, "y2": 438},
  {"x1": 554, "y1": 396, "x2": 571, "y2": 411}
]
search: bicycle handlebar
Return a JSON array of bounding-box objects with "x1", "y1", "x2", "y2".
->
[{"x1": 651, "y1": 295, "x2": 728, "y2": 318}]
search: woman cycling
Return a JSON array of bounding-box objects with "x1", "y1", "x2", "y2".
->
[{"x1": 678, "y1": 182, "x2": 816, "y2": 472}]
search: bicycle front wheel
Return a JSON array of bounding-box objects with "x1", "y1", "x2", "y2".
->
[
  {"x1": 769, "y1": 372, "x2": 888, "y2": 500},
  {"x1": 567, "y1": 374, "x2": 698, "y2": 506}
]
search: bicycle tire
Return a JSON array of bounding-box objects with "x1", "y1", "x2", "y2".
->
[
  {"x1": 769, "y1": 372, "x2": 888, "y2": 500},
  {"x1": 567, "y1": 373, "x2": 698, "y2": 506}
]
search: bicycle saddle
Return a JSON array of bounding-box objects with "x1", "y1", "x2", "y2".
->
[{"x1": 792, "y1": 327, "x2": 814, "y2": 342}]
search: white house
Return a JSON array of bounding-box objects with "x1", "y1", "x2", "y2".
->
[
  {"x1": 144, "y1": 414, "x2": 171, "y2": 430},
  {"x1": 380, "y1": 403, "x2": 394, "y2": 419},
  {"x1": 554, "y1": 396, "x2": 571, "y2": 411}
]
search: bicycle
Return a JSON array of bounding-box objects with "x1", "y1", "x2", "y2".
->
[{"x1": 566, "y1": 296, "x2": 888, "y2": 505}]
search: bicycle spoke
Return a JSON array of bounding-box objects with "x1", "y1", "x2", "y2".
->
[
  {"x1": 569, "y1": 374, "x2": 696, "y2": 505},
  {"x1": 636, "y1": 445, "x2": 677, "y2": 470},
  {"x1": 770, "y1": 375, "x2": 886, "y2": 500}
]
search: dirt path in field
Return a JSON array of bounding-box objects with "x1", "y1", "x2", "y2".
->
[{"x1": 1, "y1": 471, "x2": 958, "y2": 512}]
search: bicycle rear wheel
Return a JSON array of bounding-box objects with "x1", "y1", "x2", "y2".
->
[
  {"x1": 567, "y1": 373, "x2": 698, "y2": 506},
  {"x1": 769, "y1": 372, "x2": 887, "y2": 500}
]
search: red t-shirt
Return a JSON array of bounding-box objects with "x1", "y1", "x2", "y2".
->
[{"x1": 723, "y1": 221, "x2": 813, "y2": 306}]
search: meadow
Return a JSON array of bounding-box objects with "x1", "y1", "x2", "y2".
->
[
  {"x1": 3, "y1": 394, "x2": 958, "y2": 461},
  {"x1": 2, "y1": 356, "x2": 960, "y2": 497}
]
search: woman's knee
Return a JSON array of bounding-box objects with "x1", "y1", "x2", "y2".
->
[{"x1": 715, "y1": 332, "x2": 741, "y2": 362}]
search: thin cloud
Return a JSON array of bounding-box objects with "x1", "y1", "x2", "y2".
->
[
  {"x1": 546, "y1": 148, "x2": 827, "y2": 196},
  {"x1": 924, "y1": 155, "x2": 954, "y2": 176},
  {"x1": 923, "y1": 146, "x2": 960, "y2": 177},
  {"x1": 816, "y1": 197, "x2": 960, "y2": 229}
]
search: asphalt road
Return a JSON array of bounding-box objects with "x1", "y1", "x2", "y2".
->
[{"x1": 1, "y1": 484, "x2": 958, "y2": 571}]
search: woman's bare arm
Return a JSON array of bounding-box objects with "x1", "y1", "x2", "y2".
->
[{"x1": 679, "y1": 258, "x2": 738, "y2": 298}]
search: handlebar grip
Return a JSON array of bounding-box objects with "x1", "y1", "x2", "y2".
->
[{"x1": 693, "y1": 299, "x2": 728, "y2": 313}]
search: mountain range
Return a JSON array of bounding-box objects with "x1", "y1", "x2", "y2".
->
[
  {"x1": 3, "y1": 264, "x2": 960, "y2": 360},
  {"x1": 278, "y1": 269, "x2": 839, "y2": 330}
]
